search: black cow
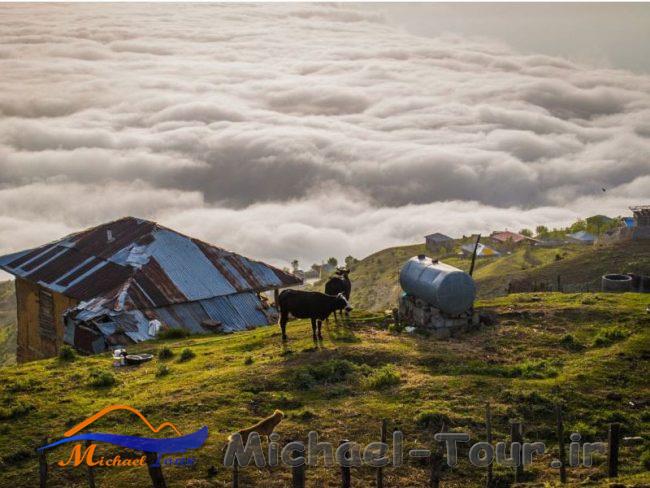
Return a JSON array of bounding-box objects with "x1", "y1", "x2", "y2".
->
[
  {"x1": 324, "y1": 268, "x2": 352, "y2": 320},
  {"x1": 277, "y1": 289, "x2": 352, "y2": 341}
]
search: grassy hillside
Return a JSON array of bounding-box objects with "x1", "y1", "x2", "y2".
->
[
  {"x1": 482, "y1": 240, "x2": 650, "y2": 296},
  {"x1": 0, "y1": 280, "x2": 16, "y2": 366},
  {"x1": 330, "y1": 240, "x2": 650, "y2": 311},
  {"x1": 0, "y1": 293, "x2": 648, "y2": 487}
]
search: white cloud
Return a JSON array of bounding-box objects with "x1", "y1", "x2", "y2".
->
[{"x1": 0, "y1": 3, "x2": 648, "y2": 278}]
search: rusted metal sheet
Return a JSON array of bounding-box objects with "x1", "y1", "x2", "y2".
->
[
  {"x1": 0, "y1": 217, "x2": 301, "y2": 306},
  {"x1": 2, "y1": 217, "x2": 302, "y2": 354}
]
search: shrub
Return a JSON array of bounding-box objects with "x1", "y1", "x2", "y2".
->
[
  {"x1": 559, "y1": 334, "x2": 584, "y2": 351},
  {"x1": 641, "y1": 448, "x2": 650, "y2": 470},
  {"x1": 158, "y1": 328, "x2": 190, "y2": 340},
  {"x1": 293, "y1": 371, "x2": 316, "y2": 390},
  {"x1": 308, "y1": 359, "x2": 355, "y2": 383},
  {"x1": 364, "y1": 365, "x2": 401, "y2": 390},
  {"x1": 292, "y1": 359, "x2": 355, "y2": 390},
  {"x1": 88, "y1": 370, "x2": 117, "y2": 388},
  {"x1": 510, "y1": 359, "x2": 559, "y2": 379},
  {"x1": 6, "y1": 378, "x2": 40, "y2": 393},
  {"x1": 415, "y1": 411, "x2": 450, "y2": 429},
  {"x1": 388, "y1": 323, "x2": 404, "y2": 334},
  {"x1": 156, "y1": 364, "x2": 171, "y2": 377},
  {"x1": 244, "y1": 356, "x2": 254, "y2": 365},
  {"x1": 158, "y1": 347, "x2": 174, "y2": 360},
  {"x1": 570, "y1": 421, "x2": 598, "y2": 441},
  {"x1": 58, "y1": 345, "x2": 76, "y2": 362},
  {"x1": 178, "y1": 348, "x2": 196, "y2": 363},
  {"x1": 593, "y1": 327, "x2": 629, "y2": 347},
  {"x1": 294, "y1": 410, "x2": 316, "y2": 421},
  {"x1": 0, "y1": 402, "x2": 35, "y2": 420}
]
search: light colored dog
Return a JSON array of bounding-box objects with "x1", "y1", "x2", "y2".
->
[{"x1": 228, "y1": 409, "x2": 284, "y2": 445}]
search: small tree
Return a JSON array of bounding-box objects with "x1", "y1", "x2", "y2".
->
[
  {"x1": 519, "y1": 229, "x2": 533, "y2": 237},
  {"x1": 291, "y1": 259, "x2": 300, "y2": 273},
  {"x1": 569, "y1": 219, "x2": 587, "y2": 233},
  {"x1": 344, "y1": 255, "x2": 357, "y2": 268},
  {"x1": 327, "y1": 257, "x2": 338, "y2": 268},
  {"x1": 535, "y1": 225, "x2": 549, "y2": 237}
]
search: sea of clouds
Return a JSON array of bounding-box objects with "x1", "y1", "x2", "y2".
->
[{"x1": 0, "y1": 3, "x2": 649, "y2": 272}]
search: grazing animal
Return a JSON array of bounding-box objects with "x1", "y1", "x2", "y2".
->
[
  {"x1": 277, "y1": 289, "x2": 353, "y2": 341},
  {"x1": 324, "y1": 268, "x2": 352, "y2": 320},
  {"x1": 228, "y1": 410, "x2": 284, "y2": 445}
]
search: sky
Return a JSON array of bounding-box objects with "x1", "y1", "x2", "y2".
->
[{"x1": 0, "y1": 3, "x2": 649, "y2": 279}]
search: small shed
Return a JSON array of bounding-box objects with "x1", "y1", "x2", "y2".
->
[
  {"x1": 566, "y1": 230, "x2": 595, "y2": 245},
  {"x1": 460, "y1": 242, "x2": 501, "y2": 258},
  {"x1": 630, "y1": 205, "x2": 650, "y2": 240},
  {"x1": 425, "y1": 233, "x2": 454, "y2": 254},
  {"x1": 490, "y1": 231, "x2": 537, "y2": 246},
  {"x1": 0, "y1": 217, "x2": 302, "y2": 362}
]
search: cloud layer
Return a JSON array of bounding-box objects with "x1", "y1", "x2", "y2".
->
[{"x1": 0, "y1": 3, "x2": 649, "y2": 273}]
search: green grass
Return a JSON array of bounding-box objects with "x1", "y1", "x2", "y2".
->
[
  {"x1": 0, "y1": 293, "x2": 648, "y2": 487},
  {"x1": 319, "y1": 240, "x2": 650, "y2": 311},
  {"x1": 0, "y1": 280, "x2": 16, "y2": 366}
]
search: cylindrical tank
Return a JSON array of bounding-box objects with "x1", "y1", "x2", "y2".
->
[
  {"x1": 399, "y1": 255, "x2": 476, "y2": 316},
  {"x1": 601, "y1": 274, "x2": 632, "y2": 292}
]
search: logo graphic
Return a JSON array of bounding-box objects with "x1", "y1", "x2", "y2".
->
[{"x1": 39, "y1": 405, "x2": 208, "y2": 467}]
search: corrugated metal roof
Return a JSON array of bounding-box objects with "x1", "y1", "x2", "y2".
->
[
  {"x1": 490, "y1": 231, "x2": 533, "y2": 244},
  {"x1": 0, "y1": 216, "x2": 301, "y2": 307},
  {"x1": 63, "y1": 290, "x2": 275, "y2": 352},
  {"x1": 460, "y1": 242, "x2": 501, "y2": 257}
]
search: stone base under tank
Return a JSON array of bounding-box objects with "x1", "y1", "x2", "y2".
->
[{"x1": 398, "y1": 294, "x2": 479, "y2": 339}]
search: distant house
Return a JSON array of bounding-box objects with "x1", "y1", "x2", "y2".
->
[
  {"x1": 566, "y1": 230, "x2": 596, "y2": 245},
  {"x1": 630, "y1": 205, "x2": 650, "y2": 240},
  {"x1": 0, "y1": 217, "x2": 302, "y2": 362},
  {"x1": 425, "y1": 233, "x2": 454, "y2": 254},
  {"x1": 490, "y1": 231, "x2": 537, "y2": 246},
  {"x1": 460, "y1": 242, "x2": 501, "y2": 258}
]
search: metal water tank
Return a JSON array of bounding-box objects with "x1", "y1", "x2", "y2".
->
[{"x1": 399, "y1": 255, "x2": 476, "y2": 316}]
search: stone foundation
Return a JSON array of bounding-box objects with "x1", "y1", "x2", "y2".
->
[{"x1": 398, "y1": 294, "x2": 478, "y2": 338}]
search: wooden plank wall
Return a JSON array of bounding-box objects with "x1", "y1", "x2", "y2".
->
[{"x1": 15, "y1": 278, "x2": 78, "y2": 363}]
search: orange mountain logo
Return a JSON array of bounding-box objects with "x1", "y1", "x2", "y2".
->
[{"x1": 39, "y1": 404, "x2": 208, "y2": 468}]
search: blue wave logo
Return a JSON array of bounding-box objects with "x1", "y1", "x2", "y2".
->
[{"x1": 38, "y1": 405, "x2": 208, "y2": 468}]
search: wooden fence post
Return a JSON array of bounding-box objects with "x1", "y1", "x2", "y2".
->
[
  {"x1": 376, "y1": 419, "x2": 387, "y2": 488},
  {"x1": 145, "y1": 452, "x2": 167, "y2": 488},
  {"x1": 608, "y1": 423, "x2": 620, "y2": 478},
  {"x1": 232, "y1": 460, "x2": 239, "y2": 488},
  {"x1": 557, "y1": 275, "x2": 562, "y2": 293},
  {"x1": 292, "y1": 446, "x2": 305, "y2": 488},
  {"x1": 555, "y1": 405, "x2": 567, "y2": 483},
  {"x1": 85, "y1": 439, "x2": 96, "y2": 488},
  {"x1": 429, "y1": 422, "x2": 447, "y2": 488},
  {"x1": 510, "y1": 422, "x2": 523, "y2": 482},
  {"x1": 485, "y1": 404, "x2": 493, "y2": 488},
  {"x1": 340, "y1": 439, "x2": 351, "y2": 488},
  {"x1": 38, "y1": 437, "x2": 48, "y2": 488}
]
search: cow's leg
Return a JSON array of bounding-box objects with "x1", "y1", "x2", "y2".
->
[
  {"x1": 311, "y1": 318, "x2": 317, "y2": 341},
  {"x1": 317, "y1": 320, "x2": 323, "y2": 340},
  {"x1": 280, "y1": 308, "x2": 289, "y2": 341}
]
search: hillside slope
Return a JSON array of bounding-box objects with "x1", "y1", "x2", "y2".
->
[
  {"x1": 333, "y1": 240, "x2": 649, "y2": 311},
  {"x1": 0, "y1": 280, "x2": 16, "y2": 366},
  {"x1": 0, "y1": 293, "x2": 648, "y2": 487}
]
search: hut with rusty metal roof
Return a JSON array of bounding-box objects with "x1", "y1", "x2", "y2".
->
[{"x1": 0, "y1": 217, "x2": 301, "y2": 362}]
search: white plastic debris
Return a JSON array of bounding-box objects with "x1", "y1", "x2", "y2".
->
[
  {"x1": 148, "y1": 319, "x2": 162, "y2": 337},
  {"x1": 405, "y1": 326, "x2": 416, "y2": 334}
]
